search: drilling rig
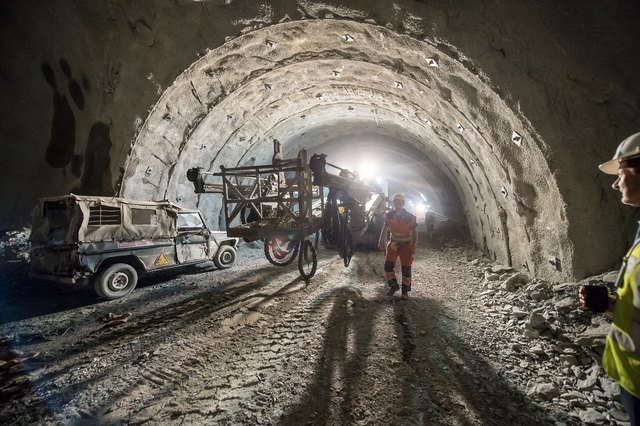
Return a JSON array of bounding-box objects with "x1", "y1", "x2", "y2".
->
[{"x1": 187, "y1": 141, "x2": 385, "y2": 278}]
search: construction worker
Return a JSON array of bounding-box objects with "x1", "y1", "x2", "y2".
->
[
  {"x1": 378, "y1": 193, "x2": 418, "y2": 298},
  {"x1": 581, "y1": 131, "x2": 640, "y2": 424}
]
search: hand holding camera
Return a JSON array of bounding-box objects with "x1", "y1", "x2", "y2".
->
[{"x1": 579, "y1": 285, "x2": 611, "y2": 313}]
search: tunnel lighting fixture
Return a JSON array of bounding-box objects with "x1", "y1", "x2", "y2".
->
[
  {"x1": 456, "y1": 122, "x2": 465, "y2": 132},
  {"x1": 500, "y1": 185, "x2": 508, "y2": 198},
  {"x1": 512, "y1": 131, "x2": 523, "y2": 147},
  {"x1": 394, "y1": 81, "x2": 403, "y2": 89},
  {"x1": 343, "y1": 34, "x2": 355, "y2": 42},
  {"x1": 426, "y1": 58, "x2": 439, "y2": 68},
  {"x1": 358, "y1": 162, "x2": 377, "y2": 181},
  {"x1": 415, "y1": 202, "x2": 427, "y2": 217}
]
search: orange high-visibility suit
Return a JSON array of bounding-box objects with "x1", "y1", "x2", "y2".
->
[{"x1": 381, "y1": 208, "x2": 417, "y2": 292}]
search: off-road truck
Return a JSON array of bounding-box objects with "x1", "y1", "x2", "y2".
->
[{"x1": 29, "y1": 194, "x2": 238, "y2": 300}]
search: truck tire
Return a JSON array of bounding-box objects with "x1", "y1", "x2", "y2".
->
[
  {"x1": 213, "y1": 245, "x2": 236, "y2": 269},
  {"x1": 95, "y1": 263, "x2": 138, "y2": 300}
]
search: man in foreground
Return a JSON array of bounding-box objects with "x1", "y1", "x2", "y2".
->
[{"x1": 581, "y1": 131, "x2": 640, "y2": 425}]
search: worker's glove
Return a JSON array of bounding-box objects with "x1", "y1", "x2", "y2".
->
[
  {"x1": 579, "y1": 285, "x2": 610, "y2": 313},
  {"x1": 387, "y1": 242, "x2": 398, "y2": 251}
]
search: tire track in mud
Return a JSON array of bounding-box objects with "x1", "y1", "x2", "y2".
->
[
  {"x1": 4, "y1": 245, "x2": 562, "y2": 425},
  {"x1": 0, "y1": 256, "x2": 339, "y2": 423},
  {"x1": 103, "y1": 253, "x2": 359, "y2": 424},
  {"x1": 388, "y1": 252, "x2": 562, "y2": 426}
]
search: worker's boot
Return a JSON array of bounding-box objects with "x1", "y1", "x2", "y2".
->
[
  {"x1": 387, "y1": 278, "x2": 399, "y2": 296},
  {"x1": 401, "y1": 284, "x2": 411, "y2": 299}
]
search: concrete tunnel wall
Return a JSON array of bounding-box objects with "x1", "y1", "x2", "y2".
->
[
  {"x1": 119, "y1": 19, "x2": 565, "y2": 280},
  {"x1": 1, "y1": 1, "x2": 640, "y2": 282}
]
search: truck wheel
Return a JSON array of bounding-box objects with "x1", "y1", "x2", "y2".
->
[
  {"x1": 95, "y1": 263, "x2": 138, "y2": 300},
  {"x1": 213, "y1": 245, "x2": 236, "y2": 269}
]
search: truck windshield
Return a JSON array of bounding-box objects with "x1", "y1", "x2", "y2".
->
[{"x1": 177, "y1": 213, "x2": 204, "y2": 229}]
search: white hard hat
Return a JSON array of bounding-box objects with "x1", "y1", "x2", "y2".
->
[
  {"x1": 599, "y1": 132, "x2": 640, "y2": 175},
  {"x1": 392, "y1": 193, "x2": 405, "y2": 202}
]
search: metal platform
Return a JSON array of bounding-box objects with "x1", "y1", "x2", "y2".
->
[{"x1": 189, "y1": 150, "x2": 324, "y2": 243}]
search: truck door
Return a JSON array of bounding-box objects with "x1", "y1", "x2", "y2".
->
[{"x1": 175, "y1": 212, "x2": 210, "y2": 263}]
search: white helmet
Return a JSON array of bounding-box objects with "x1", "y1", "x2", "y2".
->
[
  {"x1": 391, "y1": 193, "x2": 405, "y2": 203},
  {"x1": 599, "y1": 132, "x2": 640, "y2": 175}
]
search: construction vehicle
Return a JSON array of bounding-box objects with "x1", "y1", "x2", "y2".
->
[
  {"x1": 29, "y1": 194, "x2": 239, "y2": 300},
  {"x1": 187, "y1": 142, "x2": 385, "y2": 278}
]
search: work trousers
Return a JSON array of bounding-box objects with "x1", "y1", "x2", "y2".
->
[
  {"x1": 620, "y1": 386, "x2": 640, "y2": 426},
  {"x1": 384, "y1": 242, "x2": 413, "y2": 287}
]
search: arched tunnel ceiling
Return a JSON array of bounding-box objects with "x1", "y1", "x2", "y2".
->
[{"x1": 120, "y1": 19, "x2": 571, "y2": 279}]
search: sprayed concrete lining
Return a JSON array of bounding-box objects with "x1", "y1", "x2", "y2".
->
[
  {"x1": 120, "y1": 20, "x2": 568, "y2": 279},
  {"x1": 2, "y1": 1, "x2": 639, "y2": 281}
]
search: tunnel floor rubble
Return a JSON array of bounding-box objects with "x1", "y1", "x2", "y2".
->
[{"x1": 0, "y1": 233, "x2": 630, "y2": 425}]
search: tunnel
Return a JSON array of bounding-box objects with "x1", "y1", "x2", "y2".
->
[
  {"x1": 2, "y1": 1, "x2": 640, "y2": 281},
  {"x1": 119, "y1": 19, "x2": 564, "y2": 279},
  {"x1": 3, "y1": 2, "x2": 640, "y2": 424}
]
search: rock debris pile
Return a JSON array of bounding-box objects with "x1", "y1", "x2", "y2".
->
[
  {"x1": 0, "y1": 227, "x2": 30, "y2": 262},
  {"x1": 462, "y1": 259, "x2": 628, "y2": 425}
]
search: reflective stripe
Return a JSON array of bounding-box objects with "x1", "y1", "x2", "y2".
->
[
  {"x1": 610, "y1": 325, "x2": 640, "y2": 354},
  {"x1": 634, "y1": 266, "x2": 640, "y2": 310},
  {"x1": 614, "y1": 244, "x2": 640, "y2": 354},
  {"x1": 390, "y1": 235, "x2": 412, "y2": 242},
  {"x1": 628, "y1": 253, "x2": 640, "y2": 277},
  {"x1": 604, "y1": 240, "x2": 640, "y2": 398}
]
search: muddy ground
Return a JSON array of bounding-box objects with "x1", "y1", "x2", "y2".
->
[{"x1": 0, "y1": 238, "x2": 620, "y2": 425}]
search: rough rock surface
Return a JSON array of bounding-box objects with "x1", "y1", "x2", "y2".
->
[
  {"x1": 0, "y1": 232, "x2": 630, "y2": 425},
  {"x1": 2, "y1": 1, "x2": 640, "y2": 281}
]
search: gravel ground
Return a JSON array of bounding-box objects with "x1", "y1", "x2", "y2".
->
[{"x1": 0, "y1": 231, "x2": 629, "y2": 425}]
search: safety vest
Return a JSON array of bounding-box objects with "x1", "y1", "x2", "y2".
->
[
  {"x1": 602, "y1": 240, "x2": 640, "y2": 399},
  {"x1": 385, "y1": 209, "x2": 417, "y2": 242}
]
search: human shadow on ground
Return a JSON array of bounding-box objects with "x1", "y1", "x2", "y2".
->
[
  {"x1": 0, "y1": 254, "x2": 335, "y2": 423},
  {"x1": 279, "y1": 286, "x2": 572, "y2": 426}
]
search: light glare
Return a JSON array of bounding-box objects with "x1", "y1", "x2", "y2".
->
[{"x1": 358, "y1": 161, "x2": 377, "y2": 180}]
